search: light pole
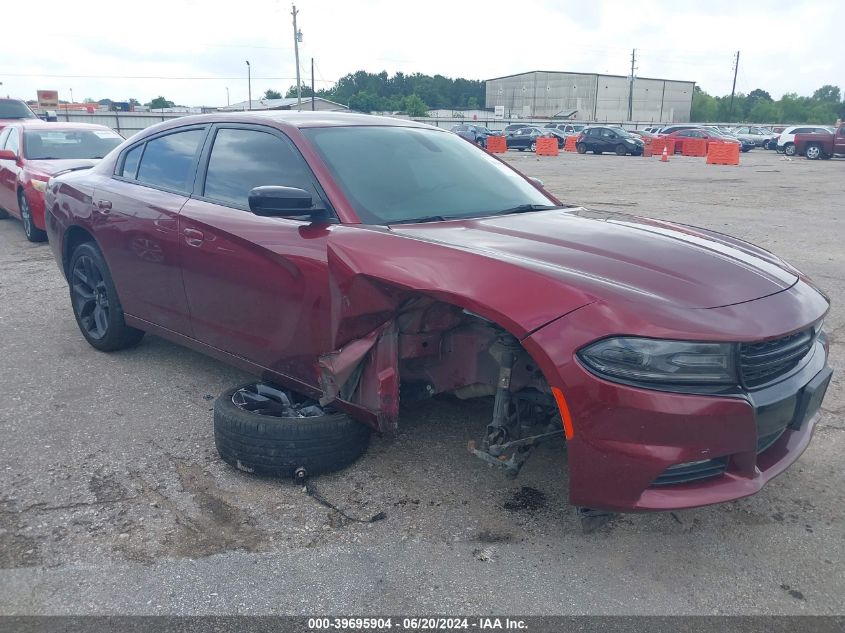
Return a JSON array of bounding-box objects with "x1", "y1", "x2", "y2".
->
[
  {"x1": 245, "y1": 61, "x2": 251, "y2": 111},
  {"x1": 226, "y1": 86, "x2": 230, "y2": 107},
  {"x1": 69, "y1": 88, "x2": 74, "y2": 104}
]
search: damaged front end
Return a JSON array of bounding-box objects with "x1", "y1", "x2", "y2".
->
[{"x1": 317, "y1": 289, "x2": 562, "y2": 473}]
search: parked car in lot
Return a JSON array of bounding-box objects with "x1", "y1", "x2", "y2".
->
[
  {"x1": 664, "y1": 128, "x2": 746, "y2": 153},
  {"x1": 641, "y1": 126, "x2": 663, "y2": 134},
  {"x1": 0, "y1": 121, "x2": 123, "y2": 241},
  {"x1": 543, "y1": 122, "x2": 586, "y2": 136},
  {"x1": 794, "y1": 123, "x2": 845, "y2": 159},
  {"x1": 450, "y1": 124, "x2": 496, "y2": 146},
  {"x1": 502, "y1": 123, "x2": 533, "y2": 136},
  {"x1": 731, "y1": 126, "x2": 774, "y2": 147},
  {"x1": 505, "y1": 126, "x2": 548, "y2": 151},
  {"x1": 777, "y1": 125, "x2": 835, "y2": 155},
  {"x1": 575, "y1": 126, "x2": 644, "y2": 155},
  {"x1": 0, "y1": 98, "x2": 38, "y2": 130},
  {"x1": 44, "y1": 111, "x2": 831, "y2": 518},
  {"x1": 710, "y1": 129, "x2": 755, "y2": 152}
]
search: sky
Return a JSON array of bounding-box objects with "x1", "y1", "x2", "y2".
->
[{"x1": 1, "y1": 0, "x2": 843, "y2": 107}]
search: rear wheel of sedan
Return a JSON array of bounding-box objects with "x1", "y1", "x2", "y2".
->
[
  {"x1": 805, "y1": 143, "x2": 822, "y2": 160},
  {"x1": 614, "y1": 144, "x2": 627, "y2": 156},
  {"x1": 213, "y1": 382, "x2": 371, "y2": 478},
  {"x1": 18, "y1": 192, "x2": 47, "y2": 243},
  {"x1": 576, "y1": 143, "x2": 587, "y2": 154},
  {"x1": 68, "y1": 242, "x2": 145, "y2": 352}
]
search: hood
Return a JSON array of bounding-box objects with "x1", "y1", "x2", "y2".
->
[
  {"x1": 388, "y1": 208, "x2": 798, "y2": 310},
  {"x1": 25, "y1": 158, "x2": 99, "y2": 177}
]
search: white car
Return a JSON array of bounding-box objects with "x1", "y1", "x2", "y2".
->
[{"x1": 777, "y1": 125, "x2": 835, "y2": 155}]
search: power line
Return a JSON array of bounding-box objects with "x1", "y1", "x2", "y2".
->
[{"x1": 0, "y1": 72, "x2": 336, "y2": 82}]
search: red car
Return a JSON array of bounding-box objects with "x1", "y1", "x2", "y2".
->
[
  {"x1": 662, "y1": 128, "x2": 740, "y2": 154},
  {"x1": 0, "y1": 121, "x2": 123, "y2": 241},
  {"x1": 44, "y1": 112, "x2": 831, "y2": 516}
]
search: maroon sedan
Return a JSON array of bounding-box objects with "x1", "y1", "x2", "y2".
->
[
  {"x1": 0, "y1": 121, "x2": 123, "y2": 241},
  {"x1": 44, "y1": 112, "x2": 831, "y2": 515}
]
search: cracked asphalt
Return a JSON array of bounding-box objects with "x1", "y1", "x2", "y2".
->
[{"x1": 0, "y1": 150, "x2": 843, "y2": 615}]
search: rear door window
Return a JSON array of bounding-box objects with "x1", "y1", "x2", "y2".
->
[{"x1": 136, "y1": 128, "x2": 206, "y2": 193}]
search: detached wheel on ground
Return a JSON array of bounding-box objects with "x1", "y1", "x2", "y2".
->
[
  {"x1": 19, "y1": 192, "x2": 47, "y2": 242},
  {"x1": 68, "y1": 242, "x2": 145, "y2": 351},
  {"x1": 214, "y1": 382, "x2": 371, "y2": 478}
]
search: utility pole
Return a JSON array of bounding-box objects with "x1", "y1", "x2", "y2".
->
[
  {"x1": 292, "y1": 4, "x2": 302, "y2": 108},
  {"x1": 311, "y1": 57, "x2": 315, "y2": 111},
  {"x1": 729, "y1": 50, "x2": 740, "y2": 120},
  {"x1": 245, "y1": 61, "x2": 251, "y2": 111},
  {"x1": 628, "y1": 48, "x2": 636, "y2": 121},
  {"x1": 226, "y1": 86, "x2": 230, "y2": 106}
]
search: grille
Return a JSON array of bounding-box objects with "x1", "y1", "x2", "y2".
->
[
  {"x1": 740, "y1": 329, "x2": 814, "y2": 388},
  {"x1": 651, "y1": 458, "x2": 728, "y2": 486}
]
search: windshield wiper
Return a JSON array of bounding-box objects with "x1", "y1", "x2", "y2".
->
[
  {"x1": 389, "y1": 215, "x2": 449, "y2": 225},
  {"x1": 493, "y1": 204, "x2": 562, "y2": 216}
]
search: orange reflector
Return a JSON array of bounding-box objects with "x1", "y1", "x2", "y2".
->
[{"x1": 551, "y1": 387, "x2": 574, "y2": 440}]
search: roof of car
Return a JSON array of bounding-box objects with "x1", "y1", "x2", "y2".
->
[{"x1": 156, "y1": 111, "x2": 439, "y2": 131}]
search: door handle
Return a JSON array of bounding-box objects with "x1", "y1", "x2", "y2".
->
[
  {"x1": 96, "y1": 200, "x2": 112, "y2": 213},
  {"x1": 183, "y1": 228, "x2": 205, "y2": 247}
]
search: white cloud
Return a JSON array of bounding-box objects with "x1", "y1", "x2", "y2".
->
[{"x1": 1, "y1": 0, "x2": 842, "y2": 106}]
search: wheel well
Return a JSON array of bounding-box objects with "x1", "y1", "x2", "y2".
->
[{"x1": 62, "y1": 225, "x2": 97, "y2": 277}]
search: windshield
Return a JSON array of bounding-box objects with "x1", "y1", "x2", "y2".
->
[
  {"x1": 0, "y1": 100, "x2": 37, "y2": 120},
  {"x1": 572, "y1": 125, "x2": 585, "y2": 131},
  {"x1": 608, "y1": 127, "x2": 631, "y2": 137},
  {"x1": 303, "y1": 126, "x2": 553, "y2": 224},
  {"x1": 24, "y1": 128, "x2": 123, "y2": 160}
]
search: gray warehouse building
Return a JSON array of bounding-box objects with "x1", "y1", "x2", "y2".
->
[{"x1": 486, "y1": 71, "x2": 695, "y2": 123}]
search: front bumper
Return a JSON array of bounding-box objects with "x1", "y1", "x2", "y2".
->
[{"x1": 523, "y1": 293, "x2": 831, "y2": 512}]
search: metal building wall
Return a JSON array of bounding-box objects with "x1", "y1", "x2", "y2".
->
[{"x1": 486, "y1": 71, "x2": 694, "y2": 122}]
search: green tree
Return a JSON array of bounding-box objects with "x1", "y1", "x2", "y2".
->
[
  {"x1": 147, "y1": 96, "x2": 175, "y2": 109},
  {"x1": 404, "y1": 94, "x2": 428, "y2": 117},
  {"x1": 467, "y1": 96, "x2": 479, "y2": 109},
  {"x1": 691, "y1": 87, "x2": 718, "y2": 121},
  {"x1": 748, "y1": 100, "x2": 779, "y2": 123},
  {"x1": 812, "y1": 84, "x2": 841, "y2": 103},
  {"x1": 264, "y1": 89, "x2": 282, "y2": 100}
]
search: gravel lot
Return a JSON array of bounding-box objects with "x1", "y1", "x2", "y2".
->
[{"x1": 0, "y1": 150, "x2": 843, "y2": 615}]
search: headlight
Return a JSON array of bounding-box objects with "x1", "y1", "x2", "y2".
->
[
  {"x1": 31, "y1": 180, "x2": 48, "y2": 193},
  {"x1": 577, "y1": 337, "x2": 737, "y2": 386}
]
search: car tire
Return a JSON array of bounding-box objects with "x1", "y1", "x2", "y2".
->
[
  {"x1": 615, "y1": 144, "x2": 627, "y2": 156},
  {"x1": 213, "y1": 382, "x2": 371, "y2": 478},
  {"x1": 593, "y1": 149, "x2": 602, "y2": 155},
  {"x1": 0, "y1": 206, "x2": 9, "y2": 219},
  {"x1": 784, "y1": 143, "x2": 796, "y2": 156},
  {"x1": 529, "y1": 141, "x2": 536, "y2": 152},
  {"x1": 68, "y1": 242, "x2": 145, "y2": 352},
  {"x1": 805, "y1": 143, "x2": 822, "y2": 160},
  {"x1": 576, "y1": 143, "x2": 587, "y2": 154},
  {"x1": 18, "y1": 192, "x2": 47, "y2": 243}
]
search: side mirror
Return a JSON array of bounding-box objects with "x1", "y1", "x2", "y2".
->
[
  {"x1": 248, "y1": 186, "x2": 328, "y2": 221},
  {"x1": 0, "y1": 149, "x2": 16, "y2": 161}
]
